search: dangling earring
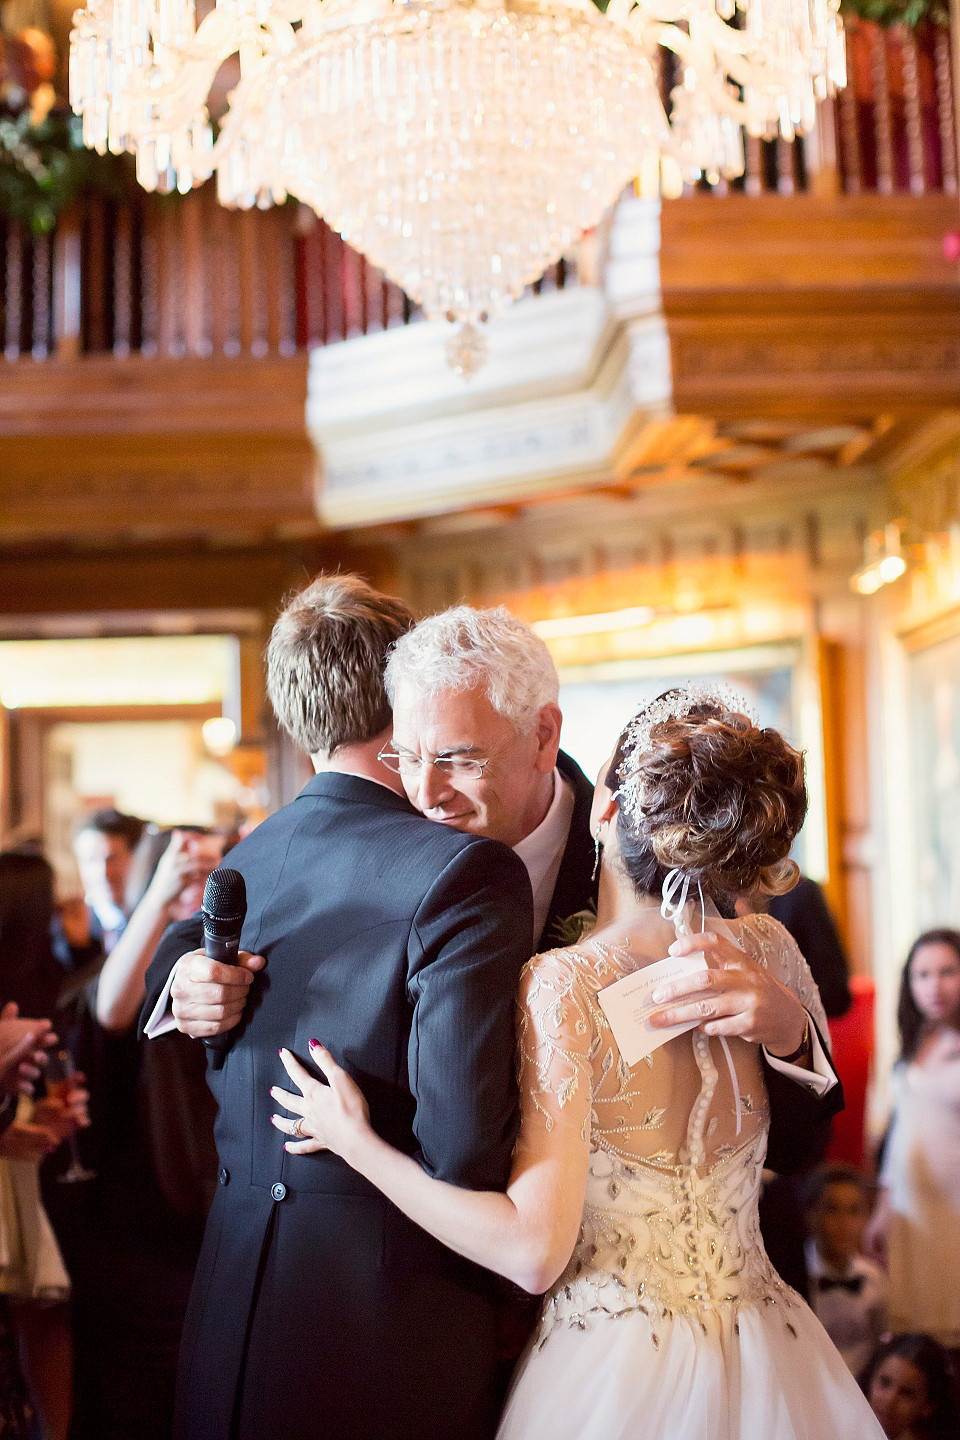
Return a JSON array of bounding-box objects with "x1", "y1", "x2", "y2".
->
[{"x1": 591, "y1": 828, "x2": 603, "y2": 882}]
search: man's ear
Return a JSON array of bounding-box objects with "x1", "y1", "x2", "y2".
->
[{"x1": 534, "y1": 704, "x2": 563, "y2": 773}]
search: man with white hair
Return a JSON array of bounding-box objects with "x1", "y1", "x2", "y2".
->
[
  {"x1": 381, "y1": 606, "x2": 594, "y2": 949},
  {"x1": 169, "y1": 598, "x2": 841, "y2": 1158}
]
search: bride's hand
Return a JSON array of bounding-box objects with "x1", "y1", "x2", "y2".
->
[
  {"x1": 270, "y1": 1043, "x2": 372, "y2": 1159},
  {"x1": 649, "y1": 931, "x2": 809, "y2": 1058}
]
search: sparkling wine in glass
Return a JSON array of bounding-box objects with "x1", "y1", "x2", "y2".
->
[{"x1": 48, "y1": 1050, "x2": 96, "y2": 1184}]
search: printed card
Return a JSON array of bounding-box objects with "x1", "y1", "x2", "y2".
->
[{"x1": 596, "y1": 951, "x2": 709, "y2": 1066}]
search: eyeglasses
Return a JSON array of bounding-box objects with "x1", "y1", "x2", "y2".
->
[{"x1": 377, "y1": 748, "x2": 490, "y2": 780}]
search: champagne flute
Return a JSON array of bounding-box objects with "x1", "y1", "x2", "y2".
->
[{"x1": 46, "y1": 1049, "x2": 96, "y2": 1184}]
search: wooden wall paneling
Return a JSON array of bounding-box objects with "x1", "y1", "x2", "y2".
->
[
  {"x1": 871, "y1": 25, "x2": 896, "y2": 194},
  {"x1": 776, "y1": 135, "x2": 796, "y2": 195},
  {"x1": 83, "y1": 196, "x2": 107, "y2": 353},
  {"x1": 53, "y1": 208, "x2": 82, "y2": 360},
  {"x1": 30, "y1": 232, "x2": 51, "y2": 359},
  {"x1": 275, "y1": 207, "x2": 297, "y2": 355},
  {"x1": 236, "y1": 630, "x2": 269, "y2": 743},
  {"x1": 4, "y1": 224, "x2": 23, "y2": 360},
  {"x1": 659, "y1": 193, "x2": 960, "y2": 289},
  {"x1": 808, "y1": 100, "x2": 841, "y2": 198},
  {"x1": 113, "y1": 201, "x2": 133, "y2": 355},
  {"x1": 238, "y1": 209, "x2": 258, "y2": 355},
  {"x1": 209, "y1": 192, "x2": 229, "y2": 356},
  {"x1": 900, "y1": 27, "x2": 927, "y2": 194},
  {"x1": 263, "y1": 208, "x2": 280, "y2": 353},
  {"x1": 934, "y1": 26, "x2": 959, "y2": 194},
  {"x1": 157, "y1": 199, "x2": 178, "y2": 356},
  {"x1": 182, "y1": 189, "x2": 205, "y2": 356},
  {"x1": 342, "y1": 243, "x2": 363, "y2": 340},
  {"x1": 325, "y1": 222, "x2": 344, "y2": 343},
  {"x1": 141, "y1": 198, "x2": 160, "y2": 356},
  {"x1": 839, "y1": 30, "x2": 864, "y2": 193}
]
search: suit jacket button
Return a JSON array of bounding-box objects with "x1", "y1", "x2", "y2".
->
[
  {"x1": 271, "y1": 1182, "x2": 287, "y2": 1202},
  {"x1": 219, "y1": 1167, "x2": 229, "y2": 1186}
]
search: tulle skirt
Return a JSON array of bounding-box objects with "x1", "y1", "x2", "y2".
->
[{"x1": 498, "y1": 1296, "x2": 885, "y2": 1440}]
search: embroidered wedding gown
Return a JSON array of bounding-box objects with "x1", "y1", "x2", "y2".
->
[{"x1": 498, "y1": 911, "x2": 885, "y2": 1440}]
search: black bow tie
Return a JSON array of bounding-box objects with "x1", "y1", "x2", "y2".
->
[{"x1": 817, "y1": 1274, "x2": 865, "y2": 1295}]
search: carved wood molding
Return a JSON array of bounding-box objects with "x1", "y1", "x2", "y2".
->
[{"x1": 666, "y1": 287, "x2": 960, "y2": 418}]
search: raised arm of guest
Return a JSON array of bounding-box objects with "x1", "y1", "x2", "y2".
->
[{"x1": 96, "y1": 831, "x2": 221, "y2": 1032}]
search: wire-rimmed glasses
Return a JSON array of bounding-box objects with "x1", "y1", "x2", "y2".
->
[{"x1": 377, "y1": 748, "x2": 491, "y2": 781}]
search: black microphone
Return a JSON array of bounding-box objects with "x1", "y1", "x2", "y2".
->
[
  {"x1": 200, "y1": 868, "x2": 247, "y2": 1063},
  {"x1": 201, "y1": 867, "x2": 247, "y2": 966}
]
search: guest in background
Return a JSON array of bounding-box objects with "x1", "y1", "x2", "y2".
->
[
  {"x1": 96, "y1": 827, "x2": 224, "y2": 1034},
  {"x1": 752, "y1": 874, "x2": 852, "y2": 1019},
  {"x1": 0, "y1": 851, "x2": 88, "y2": 1440},
  {"x1": 864, "y1": 930, "x2": 960, "y2": 1349},
  {"x1": 57, "y1": 809, "x2": 146, "y2": 972},
  {"x1": 46, "y1": 822, "x2": 222, "y2": 1440},
  {"x1": 0, "y1": 854, "x2": 66, "y2": 1024},
  {"x1": 804, "y1": 1163, "x2": 887, "y2": 1374},
  {"x1": 861, "y1": 1334, "x2": 959, "y2": 1440}
]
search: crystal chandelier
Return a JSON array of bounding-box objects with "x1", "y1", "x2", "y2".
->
[{"x1": 70, "y1": 0, "x2": 845, "y2": 353}]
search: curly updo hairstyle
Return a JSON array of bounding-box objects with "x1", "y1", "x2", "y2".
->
[{"x1": 606, "y1": 695, "x2": 807, "y2": 906}]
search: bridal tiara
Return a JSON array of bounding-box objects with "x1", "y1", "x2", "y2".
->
[{"x1": 615, "y1": 682, "x2": 759, "y2": 824}]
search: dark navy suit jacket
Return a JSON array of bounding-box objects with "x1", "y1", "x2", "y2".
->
[{"x1": 142, "y1": 772, "x2": 534, "y2": 1440}]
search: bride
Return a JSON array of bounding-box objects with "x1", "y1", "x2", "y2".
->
[{"x1": 271, "y1": 688, "x2": 884, "y2": 1439}]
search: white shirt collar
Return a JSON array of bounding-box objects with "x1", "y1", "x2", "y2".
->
[{"x1": 513, "y1": 769, "x2": 576, "y2": 945}]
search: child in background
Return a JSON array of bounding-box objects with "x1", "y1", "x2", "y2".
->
[
  {"x1": 860, "y1": 1333, "x2": 958, "y2": 1439},
  {"x1": 805, "y1": 1164, "x2": 888, "y2": 1374}
]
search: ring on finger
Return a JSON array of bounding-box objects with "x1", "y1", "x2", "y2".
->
[
  {"x1": 291, "y1": 1117, "x2": 307, "y2": 1138},
  {"x1": 698, "y1": 1000, "x2": 714, "y2": 1019}
]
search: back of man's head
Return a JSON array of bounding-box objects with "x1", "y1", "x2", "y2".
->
[
  {"x1": 267, "y1": 574, "x2": 415, "y2": 756},
  {"x1": 385, "y1": 605, "x2": 559, "y2": 733}
]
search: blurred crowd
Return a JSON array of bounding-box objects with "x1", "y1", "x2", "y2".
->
[
  {"x1": 0, "y1": 803, "x2": 959, "y2": 1438},
  {"x1": 0, "y1": 809, "x2": 236, "y2": 1439}
]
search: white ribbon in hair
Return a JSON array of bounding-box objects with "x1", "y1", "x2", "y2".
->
[{"x1": 660, "y1": 868, "x2": 742, "y2": 1138}]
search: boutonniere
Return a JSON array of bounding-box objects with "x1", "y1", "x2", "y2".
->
[{"x1": 550, "y1": 905, "x2": 597, "y2": 947}]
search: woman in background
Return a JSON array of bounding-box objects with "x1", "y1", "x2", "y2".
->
[
  {"x1": 0, "y1": 853, "x2": 87, "y2": 1440},
  {"x1": 864, "y1": 930, "x2": 960, "y2": 1349},
  {"x1": 860, "y1": 1333, "x2": 959, "y2": 1440}
]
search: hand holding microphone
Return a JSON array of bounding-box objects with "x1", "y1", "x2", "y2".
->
[{"x1": 171, "y1": 868, "x2": 265, "y2": 1041}]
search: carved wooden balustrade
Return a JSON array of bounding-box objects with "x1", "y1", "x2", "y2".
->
[
  {"x1": 0, "y1": 183, "x2": 575, "y2": 362},
  {"x1": 685, "y1": 18, "x2": 958, "y2": 197},
  {"x1": 0, "y1": 18, "x2": 955, "y2": 364}
]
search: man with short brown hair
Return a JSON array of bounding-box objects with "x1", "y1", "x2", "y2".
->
[
  {"x1": 265, "y1": 573, "x2": 415, "y2": 756},
  {"x1": 142, "y1": 573, "x2": 533, "y2": 1440}
]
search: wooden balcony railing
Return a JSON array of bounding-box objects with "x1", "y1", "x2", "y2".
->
[
  {"x1": 0, "y1": 182, "x2": 576, "y2": 362},
  {"x1": 0, "y1": 16, "x2": 954, "y2": 364},
  {"x1": 690, "y1": 18, "x2": 958, "y2": 196}
]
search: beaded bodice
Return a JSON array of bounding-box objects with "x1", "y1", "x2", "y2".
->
[{"x1": 515, "y1": 912, "x2": 828, "y2": 1340}]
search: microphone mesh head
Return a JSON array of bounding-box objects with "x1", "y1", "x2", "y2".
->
[{"x1": 202, "y1": 867, "x2": 246, "y2": 920}]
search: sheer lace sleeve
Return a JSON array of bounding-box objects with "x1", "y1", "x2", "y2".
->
[
  {"x1": 516, "y1": 949, "x2": 597, "y2": 1141},
  {"x1": 739, "y1": 913, "x2": 831, "y2": 1047}
]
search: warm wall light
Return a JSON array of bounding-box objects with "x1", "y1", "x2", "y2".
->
[
  {"x1": 851, "y1": 522, "x2": 907, "y2": 596},
  {"x1": 532, "y1": 606, "x2": 657, "y2": 639},
  {"x1": 202, "y1": 717, "x2": 237, "y2": 757}
]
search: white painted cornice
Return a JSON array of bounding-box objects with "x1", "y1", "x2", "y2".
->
[{"x1": 308, "y1": 197, "x2": 673, "y2": 528}]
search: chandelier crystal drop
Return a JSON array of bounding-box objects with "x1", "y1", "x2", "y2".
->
[{"x1": 70, "y1": 0, "x2": 845, "y2": 332}]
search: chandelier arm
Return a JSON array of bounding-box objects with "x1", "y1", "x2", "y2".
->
[{"x1": 656, "y1": 19, "x2": 819, "y2": 112}]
